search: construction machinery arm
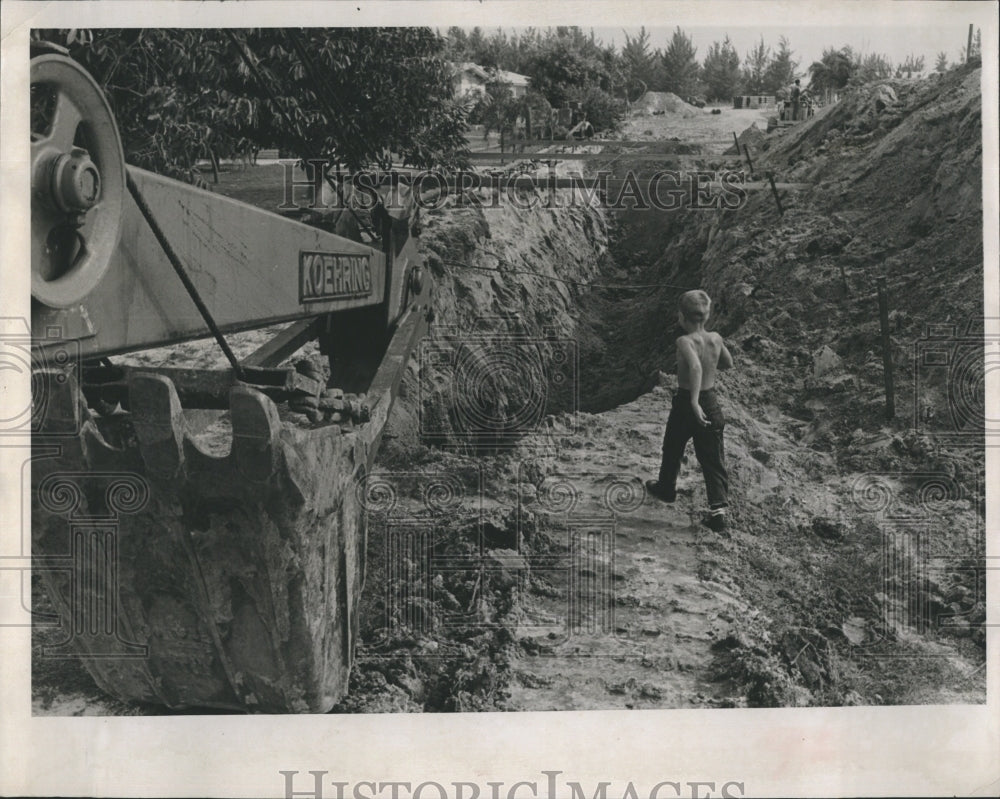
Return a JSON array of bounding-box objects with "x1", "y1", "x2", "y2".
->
[{"x1": 30, "y1": 53, "x2": 427, "y2": 369}]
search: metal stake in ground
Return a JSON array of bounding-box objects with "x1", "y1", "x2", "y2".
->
[{"x1": 877, "y1": 276, "x2": 895, "y2": 420}]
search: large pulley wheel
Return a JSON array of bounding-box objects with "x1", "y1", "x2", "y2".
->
[{"x1": 31, "y1": 54, "x2": 125, "y2": 308}]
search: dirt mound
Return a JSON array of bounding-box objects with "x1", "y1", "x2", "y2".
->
[
  {"x1": 606, "y1": 66, "x2": 984, "y2": 402},
  {"x1": 766, "y1": 69, "x2": 982, "y2": 243},
  {"x1": 633, "y1": 91, "x2": 699, "y2": 118},
  {"x1": 725, "y1": 122, "x2": 767, "y2": 155}
]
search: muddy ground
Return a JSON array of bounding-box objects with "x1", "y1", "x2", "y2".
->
[{"x1": 33, "y1": 66, "x2": 986, "y2": 713}]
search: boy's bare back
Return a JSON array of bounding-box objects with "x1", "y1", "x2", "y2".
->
[{"x1": 677, "y1": 331, "x2": 733, "y2": 390}]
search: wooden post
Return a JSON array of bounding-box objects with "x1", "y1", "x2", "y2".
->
[
  {"x1": 732, "y1": 131, "x2": 740, "y2": 154},
  {"x1": 967, "y1": 23, "x2": 974, "y2": 62},
  {"x1": 839, "y1": 263, "x2": 850, "y2": 297},
  {"x1": 767, "y1": 172, "x2": 784, "y2": 216},
  {"x1": 877, "y1": 277, "x2": 895, "y2": 420},
  {"x1": 209, "y1": 149, "x2": 220, "y2": 184},
  {"x1": 742, "y1": 143, "x2": 755, "y2": 178}
]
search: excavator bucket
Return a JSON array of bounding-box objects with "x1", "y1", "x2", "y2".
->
[{"x1": 32, "y1": 369, "x2": 374, "y2": 712}]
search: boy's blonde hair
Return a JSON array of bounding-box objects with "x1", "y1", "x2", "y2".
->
[{"x1": 679, "y1": 290, "x2": 711, "y2": 323}]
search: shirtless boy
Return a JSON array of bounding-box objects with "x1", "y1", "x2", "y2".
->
[{"x1": 646, "y1": 290, "x2": 734, "y2": 532}]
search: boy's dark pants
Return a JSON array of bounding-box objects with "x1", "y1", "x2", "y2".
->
[{"x1": 657, "y1": 388, "x2": 729, "y2": 509}]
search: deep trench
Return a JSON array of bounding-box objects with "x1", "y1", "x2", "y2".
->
[
  {"x1": 575, "y1": 206, "x2": 708, "y2": 414},
  {"x1": 348, "y1": 192, "x2": 731, "y2": 711},
  {"x1": 357, "y1": 85, "x2": 989, "y2": 709}
]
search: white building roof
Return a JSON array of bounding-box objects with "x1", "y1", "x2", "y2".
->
[
  {"x1": 453, "y1": 62, "x2": 490, "y2": 81},
  {"x1": 451, "y1": 62, "x2": 530, "y2": 88},
  {"x1": 496, "y1": 69, "x2": 530, "y2": 87}
]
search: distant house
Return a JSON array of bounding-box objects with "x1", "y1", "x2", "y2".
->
[
  {"x1": 452, "y1": 62, "x2": 490, "y2": 98},
  {"x1": 495, "y1": 69, "x2": 530, "y2": 98},
  {"x1": 451, "y1": 62, "x2": 531, "y2": 99}
]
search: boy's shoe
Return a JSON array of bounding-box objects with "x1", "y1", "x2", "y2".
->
[
  {"x1": 645, "y1": 480, "x2": 676, "y2": 503},
  {"x1": 702, "y1": 510, "x2": 728, "y2": 532}
]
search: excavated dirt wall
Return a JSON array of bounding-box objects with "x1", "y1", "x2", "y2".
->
[{"x1": 380, "y1": 190, "x2": 612, "y2": 455}]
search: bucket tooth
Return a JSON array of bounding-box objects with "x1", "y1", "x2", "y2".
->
[
  {"x1": 230, "y1": 386, "x2": 281, "y2": 483},
  {"x1": 128, "y1": 373, "x2": 187, "y2": 480},
  {"x1": 34, "y1": 367, "x2": 82, "y2": 436}
]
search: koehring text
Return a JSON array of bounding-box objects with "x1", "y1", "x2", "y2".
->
[{"x1": 300, "y1": 251, "x2": 373, "y2": 302}]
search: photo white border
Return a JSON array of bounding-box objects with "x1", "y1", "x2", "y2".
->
[{"x1": 1, "y1": 2, "x2": 997, "y2": 796}]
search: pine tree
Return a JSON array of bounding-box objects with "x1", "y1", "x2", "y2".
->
[
  {"x1": 621, "y1": 26, "x2": 658, "y2": 97},
  {"x1": 742, "y1": 36, "x2": 770, "y2": 95},
  {"x1": 935, "y1": 51, "x2": 949, "y2": 73},
  {"x1": 445, "y1": 27, "x2": 469, "y2": 60},
  {"x1": 763, "y1": 36, "x2": 798, "y2": 94},
  {"x1": 661, "y1": 26, "x2": 700, "y2": 98},
  {"x1": 465, "y1": 27, "x2": 487, "y2": 64},
  {"x1": 900, "y1": 53, "x2": 925, "y2": 77},
  {"x1": 701, "y1": 35, "x2": 741, "y2": 102},
  {"x1": 853, "y1": 52, "x2": 893, "y2": 84},
  {"x1": 808, "y1": 47, "x2": 854, "y2": 95},
  {"x1": 525, "y1": 28, "x2": 614, "y2": 108}
]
